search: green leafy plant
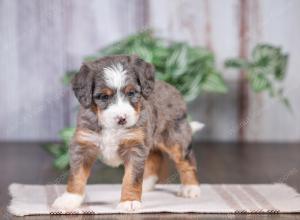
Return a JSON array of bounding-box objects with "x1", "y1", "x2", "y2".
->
[
  {"x1": 46, "y1": 30, "x2": 289, "y2": 170},
  {"x1": 225, "y1": 44, "x2": 289, "y2": 107}
]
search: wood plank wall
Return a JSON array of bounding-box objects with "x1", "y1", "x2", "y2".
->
[{"x1": 0, "y1": 0, "x2": 299, "y2": 142}]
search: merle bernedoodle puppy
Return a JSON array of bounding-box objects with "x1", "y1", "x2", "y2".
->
[{"x1": 52, "y1": 55, "x2": 203, "y2": 212}]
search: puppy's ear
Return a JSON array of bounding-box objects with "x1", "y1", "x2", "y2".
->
[
  {"x1": 72, "y1": 63, "x2": 94, "y2": 108},
  {"x1": 131, "y1": 55, "x2": 155, "y2": 99}
]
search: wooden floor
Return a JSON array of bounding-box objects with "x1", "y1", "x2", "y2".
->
[{"x1": 0, "y1": 142, "x2": 299, "y2": 220}]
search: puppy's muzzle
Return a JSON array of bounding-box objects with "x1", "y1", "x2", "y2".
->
[{"x1": 116, "y1": 115, "x2": 127, "y2": 125}]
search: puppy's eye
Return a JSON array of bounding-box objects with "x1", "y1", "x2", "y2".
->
[
  {"x1": 127, "y1": 91, "x2": 136, "y2": 97},
  {"x1": 94, "y1": 93, "x2": 109, "y2": 101}
]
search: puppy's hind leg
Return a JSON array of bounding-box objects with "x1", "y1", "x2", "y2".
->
[
  {"x1": 160, "y1": 143, "x2": 200, "y2": 198},
  {"x1": 143, "y1": 149, "x2": 163, "y2": 192},
  {"x1": 175, "y1": 148, "x2": 200, "y2": 198}
]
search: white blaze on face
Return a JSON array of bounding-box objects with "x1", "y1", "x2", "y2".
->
[
  {"x1": 103, "y1": 63, "x2": 127, "y2": 89},
  {"x1": 102, "y1": 63, "x2": 138, "y2": 128}
]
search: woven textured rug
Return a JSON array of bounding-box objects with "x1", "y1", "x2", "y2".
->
[{"x1": 8, "y1": 183, "x2": 300, "y2": 216}]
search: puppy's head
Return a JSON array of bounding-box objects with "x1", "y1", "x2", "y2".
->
[{"x1": 72, "y1": 55, "x2": 155, "y2": 129}]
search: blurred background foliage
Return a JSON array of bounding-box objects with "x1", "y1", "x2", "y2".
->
[
  {"x1": 45, "y1": 30, "x2": 289, "y2": 170},
  {"x1": 225, "y1": 44, "x2": 289, "y2": 108}
]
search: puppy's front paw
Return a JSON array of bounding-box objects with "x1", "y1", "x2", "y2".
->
[
  {"x1": 177, "y1": 185, "x2": 200, "y2": 198},
  {"x1": 117, "y1": 200, "x2": 141, "y2": 212},
  {"x1": 52, "y1": 192, "x2": 84, "y2": 211}
]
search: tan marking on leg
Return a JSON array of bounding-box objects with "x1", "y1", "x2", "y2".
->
[
  {"x1": 158, "y1": 143, "x2": 199, "y2": 185},
  {"x1": 68, "y1": 130, "x2": 98, "y2": 195},
  {"x1": 121, "y1": 162, "x2": 143, "y2": 202},
  {"x1": 144, "y1": 149, "x2": 163, "y2": 178},
  {"x1": 67, "y1": 159, "x2": 95, "y2": 195},
  {"x1": 118, "y1": 128, "x2": 146, "y2": 201}
]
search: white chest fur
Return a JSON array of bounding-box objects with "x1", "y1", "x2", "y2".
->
[{"x1": 98, "y1": 128, "x2": 128, "y2": 167}]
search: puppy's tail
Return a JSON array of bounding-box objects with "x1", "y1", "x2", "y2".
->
[{"x1": 190, "y1": 121, "x2": 205, "y2": 134}]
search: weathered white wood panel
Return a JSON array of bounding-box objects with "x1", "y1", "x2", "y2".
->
[
  {"x1": 0, "y1": 0, "x2": 67, "y2": 141},
  {"x1": 149, "y1": 0, "x2": 206, "y2": 44},
  {"x1": 245, "y1": 0, "x2": 300, "y2": 142}
]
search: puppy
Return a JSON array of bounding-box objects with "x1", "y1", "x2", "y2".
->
[{"x1": 52, "y1": 55, "x2": 203, "y2": 212}]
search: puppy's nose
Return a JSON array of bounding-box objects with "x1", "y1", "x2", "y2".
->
[{"x1": 117, "y1": 116, "x2": 127, "y2": 125}]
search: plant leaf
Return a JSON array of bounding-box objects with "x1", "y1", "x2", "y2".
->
[
  {"x1": 54, "y1": 153, "x2": 69, "y2": 170},
  {"x1": 202, "y1": 73, "x2": 228, "y2": 93},
  {"x1": 62, "y1": 71, "x2": 77, "y2": 85},
  {"x1": 248, "y1": 73, "x2": 270, "y2": 92},
  {"x1": 225, "y1": 44, "x2": 289, "y2": 107},
  {"x1": 59, "y1": 127, "x2": 75, "y2": 145},
  {"x1": 225, "y1": 58, "x2": 249, "y2": 69},
  {"x1": 43, "y1": 144, "x2": 64, "y2": 157}
]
